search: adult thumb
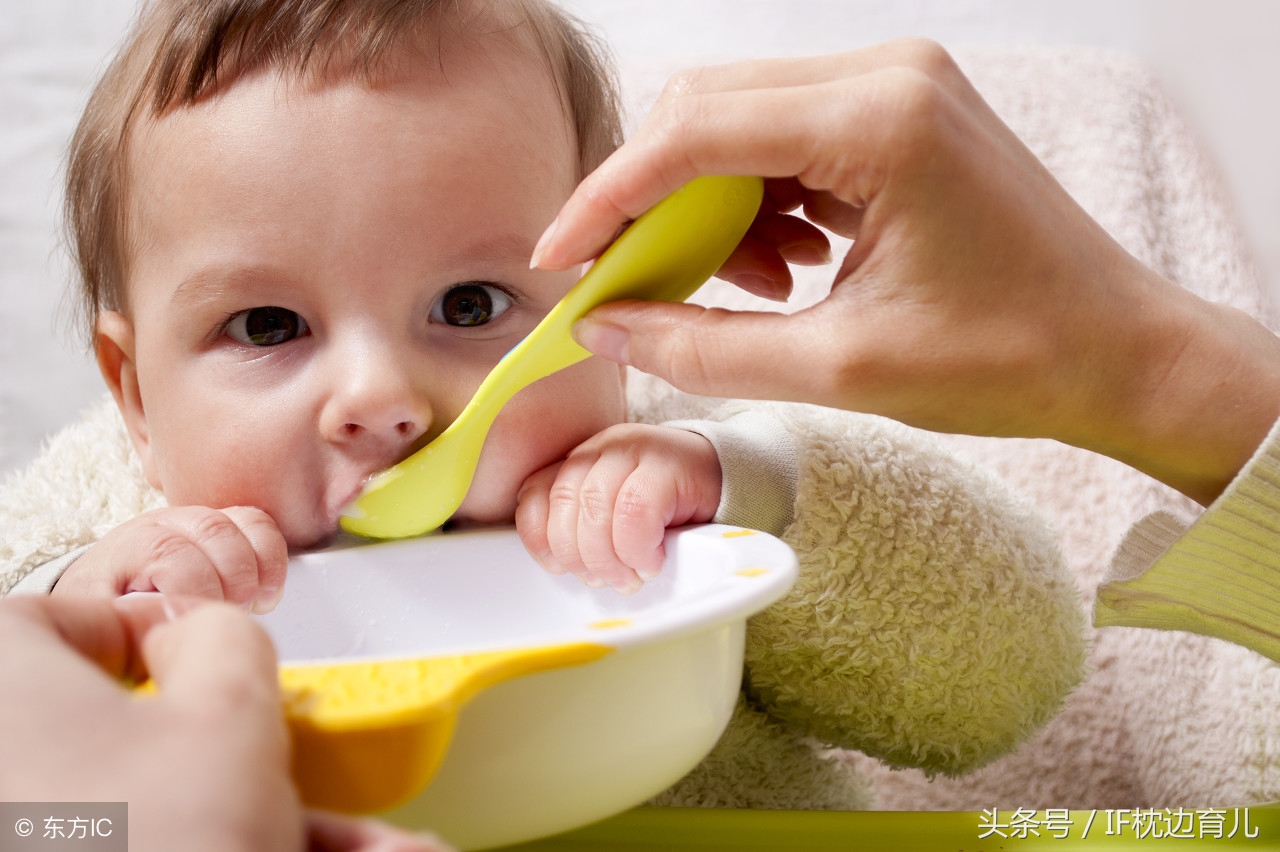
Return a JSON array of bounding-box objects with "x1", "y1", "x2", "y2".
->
[
  {"x1": 142, "y1": 602, "x2": 280, "y2": 719},
  {"x1": 573, "y1": 299, "x2": 828, "y2": 403}
]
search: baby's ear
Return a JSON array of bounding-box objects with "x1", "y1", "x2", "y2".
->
[{"x1": 96, "y1": 311, "x2": 161, "y2": 490}]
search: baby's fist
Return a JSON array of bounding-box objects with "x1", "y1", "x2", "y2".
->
[
  {"x1": 54, "y1": 506, "x2": 288, "y2": 613},
  {"x1": 515, "y1": 424, "x2": 722, "y2": 594}
]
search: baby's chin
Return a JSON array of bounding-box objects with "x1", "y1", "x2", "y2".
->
[
  {"x1": 284, "y1": 525, "x2": 342, "y2": 552},
  {"x1": 277, "y1": 506, "x2": 349, "y2": 552}
]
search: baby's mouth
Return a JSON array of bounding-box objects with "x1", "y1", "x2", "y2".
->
[{"x1": 331, "y1": 480, "x2": 371, "y2": 526}]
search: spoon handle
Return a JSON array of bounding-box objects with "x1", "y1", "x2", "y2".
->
[{"x1": 488, "y1": 175, "x2": 766, "y2": 393}]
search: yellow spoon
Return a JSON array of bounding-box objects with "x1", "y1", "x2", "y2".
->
[{"x1": 341, "y1": 175, "x2": 765, "y2": 539}]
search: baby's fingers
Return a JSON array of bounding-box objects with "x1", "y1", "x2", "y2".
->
[
  {"x1": 608, "y1": 469, "x2": 676, "y2": 584},
  {"x1": 515, "y1": 463, "x2": 562, "y2": 574},
  {"x1": 219, "y1": 506, "x2": 288, "y2": 613},
  {"x1": 572, "y1": 455, "x2": 660, "y2": 595},
  {"x1": 542, "y1": 448, "x2": 648, "y2": 592},
  {"x1": 145, "y1": 507, "x2": 259, "y2": 604},
  {"x1": 146, "y1": 506, "x2": 285, "y2": 611}
]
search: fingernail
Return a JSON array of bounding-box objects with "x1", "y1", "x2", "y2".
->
[
  {"x1": 731, "y1": 273, "x2": 788, "y2": 302},
  {"x1": 779, "y1": 242, "x2": 833, "y2": 265},
  {"x1": 582, "y1": 574, "x2": 606, "y2": 589},
  {"x1": 530, "y1": 216, "x2": 559, "y2": 269},
  {"x1": 612, "y1": 577, "x2": 642, "y2": 595},
  {"x1": 536, "y1": 551, "x2": 566, "y2": 575},
  {"x1": 572, "y1": 317, "x2": 630, "y2": 364},
  {"x1": 635, "y1": 565, "x2": 661, "y2": 582},
  {"x1": 250, "y1": 585, "x2": 282, "y2": 615}
]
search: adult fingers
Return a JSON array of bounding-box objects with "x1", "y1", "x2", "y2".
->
[
  {"x1": 531, "y1": 40, "x2": 967, "y2": 270},
  {"x1": 0, "y1": 595, "x2": 166, "y2": 683},
  {"x1": 305, "y1": 809, "x2": 455, "y2": 852},
  {"x1": 111, "y1": 594, "x2": 175, "y2": 682},
  {"x1": 715, "y1": 213, "x2": 832, "y2": 302},
  {"x1": 532, "y1": 80, "x2": 842, "y2": 269},
  {"x1": 573, "y1": 301, "x2": 839, "y2": 405},
  {"x1": 751, "y1": 212, "x2": 834, "y2": 265},
  {"x1": 648, "y1": 40, "x2": 967, "y2": 101},
  {"x1": 802, "y1": 189, "x2": 865, "y2": 240},
  {"x1": 141, "y1": 603, "x2": 281, "y2": 725},
  {"x1": 139, "y1": 603, "x2": 298, "y2": 850}
]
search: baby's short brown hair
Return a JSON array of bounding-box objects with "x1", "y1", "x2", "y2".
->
[{"x1": 64, "y1": 0, "x2": 622, "y2": 345}]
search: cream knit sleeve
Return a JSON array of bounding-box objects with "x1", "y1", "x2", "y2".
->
[
  {"x1": 663, "y1": 407, "x2": 799, "y2": 538},
  {"x1": 1096, "y1": 415, "x2": 1280, "y2": 663}
]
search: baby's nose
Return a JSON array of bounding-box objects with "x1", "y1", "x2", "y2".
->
[{"x1": 319, "y1": 347, "x2": 432, "y2": 452}]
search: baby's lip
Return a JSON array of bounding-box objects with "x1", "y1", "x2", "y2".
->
[{"x1": 329, "y1": 474, "x2": 380, "y2": 529}]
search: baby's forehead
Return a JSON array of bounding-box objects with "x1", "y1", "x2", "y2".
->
[
  {"x1": 126, "y1": 14, "x2": 573, "y2": 189},
  {"x1": 67, "y1": 0, "x2": 620, "y2": 347},
  {"x1": 119, "y1": 30, "x2": 580, "y2": 310},
  {"x1": 129, "y1": 50, "x2": 572, "y2": 200},
  {"x1": 122, "y1": 25, "x2": 576, "y2": 230}
]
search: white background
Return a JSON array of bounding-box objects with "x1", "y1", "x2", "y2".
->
[{"x1": 3, "y1": 0, "x2": 1279, "y2": 476}]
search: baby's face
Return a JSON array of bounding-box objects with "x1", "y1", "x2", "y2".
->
[{"x1": 101, "y1": 43, "x2": 626, "y2": 549}]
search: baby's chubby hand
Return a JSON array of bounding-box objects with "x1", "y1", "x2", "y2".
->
[
  {"x1": 515, "y1": 424, "x2": 722, "y2": 594},
  {"x1": 53, "y1": 506, "x2": 288, "y2": 613}
]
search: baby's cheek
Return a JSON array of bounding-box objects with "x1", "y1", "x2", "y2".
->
[
  {"x1": 462, "y1": 419, "x2": 572, "y2": 523},
  {"x1": 463, "y1": 382, "x2": 624, "y2": 522}
]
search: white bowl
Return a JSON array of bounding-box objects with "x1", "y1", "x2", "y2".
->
[{"x1": 257, "y1": 523, "x2": 797, "y2": 850}]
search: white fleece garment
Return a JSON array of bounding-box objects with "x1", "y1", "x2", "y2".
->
[{"x1": 1, "y1": 392, "x2": 1086, "y2": 810}]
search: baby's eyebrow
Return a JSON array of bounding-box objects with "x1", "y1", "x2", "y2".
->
[
  {"x1": 168, "y1": 232, "x2": 540, "y2": 309},
  {"x1": 169, "y1": 266, "x2": 279, "y2": 309},
  {"x1": 435, "y1": 231, "x2": 537, "y2": 269}
]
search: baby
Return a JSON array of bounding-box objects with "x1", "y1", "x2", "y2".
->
[
  {"x1": 3, "y1": 0, "x2": 1087, "y2": 806},
  {"x1": 25, "y1": 0, "x2": 738, "y2": 603}
]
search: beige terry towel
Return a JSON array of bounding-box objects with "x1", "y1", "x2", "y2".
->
[{"x1": 627, "y1": 46, "x2": 1279, "y2": 808}]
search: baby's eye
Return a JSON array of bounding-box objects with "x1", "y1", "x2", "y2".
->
[
  {"x1": 225, "y1": 307, "x2": 309, "y2": 346},
  {"x1": 431, "y1": 283, "x2": 512, "y2": 327}
]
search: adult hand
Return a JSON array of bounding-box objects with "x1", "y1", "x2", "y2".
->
[
  {"x1": 535, "y1": 40, "x2": 1280, "y2": 504},
  {"x1": 0, "y1": 595, "x2": 451, "y2": 852}
]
